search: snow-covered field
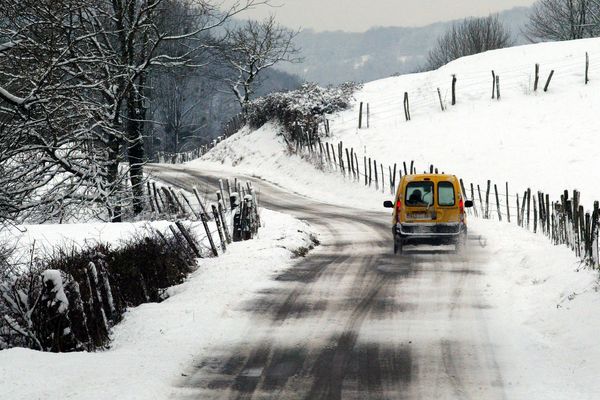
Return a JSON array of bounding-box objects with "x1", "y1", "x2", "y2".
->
[
  {"x1": 0, "y1": 209, "x2": 316, "y2": 400},
  {"x1": 2, "y1": 37, "x2": 600, "y2": 399},
  {"x1": 329, "y1": 37, "x2": 600, "y2": 209},
  {"x1": 186, "y1": 37, "x2": 600, "y2": 398}
]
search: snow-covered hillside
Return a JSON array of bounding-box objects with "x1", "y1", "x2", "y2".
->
[
  {"x1": 329, "y1": 37, "x2": 600, "y2": 208},
  {"x1": 187, "y1": 37, "x2": 600, "y2": 399}
]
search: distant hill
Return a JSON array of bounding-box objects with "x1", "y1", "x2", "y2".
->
[{"x1": 277, "y1": 7, "x2": 531, "y2": 85}]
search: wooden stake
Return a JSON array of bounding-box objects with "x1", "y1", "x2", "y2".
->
[
  {"x1": 211, "y1": 204, "x2": 227, "y2": 251},
  {"x1": 496, "y1": 75, "x2": 500, "y2": 100},
  {"x1": 358, "y1": 102, "x2": 364, "y2": 129},
  {"x1": 544, "y1": 70, "x2": 555, "y2": 92},
  {"x1": 451, "y1": 74, "x2": 457, "y2": 105},
  {"x1": 175, "y1": 221, "x2": 201, "y2": 258},
  {"x1": 218, "y1": 202, "x2": 232, "y2": 244},
  {"x1": 505, "y1": 182, "x2": 511, "y2": 223},
  {"x1": 200, "y1": 213, "x2": 218, "y2": 257},
  {"x1": 586, "y1": 52, "x2": 590, "y2": 85}
]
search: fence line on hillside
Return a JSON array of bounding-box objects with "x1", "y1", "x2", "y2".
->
[{"x1": 294, "y1": 134, "x2": 599, "y2": 269}]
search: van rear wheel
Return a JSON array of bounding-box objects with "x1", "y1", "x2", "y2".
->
[{"x1": 394, "y1": 235, "x2": 403, "y2": 254}]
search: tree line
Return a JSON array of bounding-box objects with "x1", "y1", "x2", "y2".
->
[
  {"x1": 0, "y1": 0, "x2": 299, "y2": 223},
  {"x1": 427, "y1": 0, "x2": 600, "y2": 70}
]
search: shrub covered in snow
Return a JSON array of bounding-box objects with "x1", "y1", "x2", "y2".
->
[
  {"x1": 246, "y1": 82, "x2": 362, "y2": 144},
  {"x1": 0, "y1": 227, "x2": 199, "y2": 352}
]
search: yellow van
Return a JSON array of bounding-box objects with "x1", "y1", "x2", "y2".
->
[{"x1": 383, "y1": 174, "x2": 473, "y2": 254}]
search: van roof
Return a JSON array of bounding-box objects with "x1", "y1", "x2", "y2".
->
[{"x1": 403, "y1": 173, "x2": 457, "y2": 182}]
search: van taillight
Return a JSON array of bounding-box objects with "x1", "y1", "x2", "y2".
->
[
  {"x1": 459, "y1": 198, "x2": 464, "y2": 214},
  {"x1": 396, "y1": 200, "x2": 402, "y2": 210}
]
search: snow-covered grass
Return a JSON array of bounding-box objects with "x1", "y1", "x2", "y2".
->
[{"x1": 0, "y1": 209, "x2": 316, "y2": 400}]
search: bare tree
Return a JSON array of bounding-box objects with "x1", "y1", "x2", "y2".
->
[
  {"x1": 219, "y1": 16, "x2": 301, "y2": 113},
  {"x1": 0, "y1": 0, "x2": 265, "y2": 223},
  {"x1": 0, "y1": 0, "x2": 130, "y2": 223},
  {"x1": 427, "y1": 15, "x2": 513, "y2": 70},
  {"x1": 525, "y1": 0, "x2": 600, "y2": 42}
]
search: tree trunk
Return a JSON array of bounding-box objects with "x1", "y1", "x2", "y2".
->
[{"x1": 126, "y1": 87, "x2": 146, "y2": 215}]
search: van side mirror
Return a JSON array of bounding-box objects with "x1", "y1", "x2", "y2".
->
[
  {"x1": 383, "y1": 200, "x2": 394, "y2": 208},
  {"x1": 464, "y1": 200, "x2": 474, "y2": 208}
]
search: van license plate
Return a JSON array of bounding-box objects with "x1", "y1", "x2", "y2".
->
[{"x1": 408, "y1": 212, "x2": 432, "y2": 220}]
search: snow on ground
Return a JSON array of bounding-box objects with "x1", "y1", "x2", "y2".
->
[
  {"x1": 186, "y1": 37, "x2": 600, "y2": 399},
  {"x1": 473, "y1": 218, "x2": 600, "y2": 399},
  {"x1": 327, "y1": 37, "x2": 600, "y2": 209},
  {"x1": 194, "y1": 122, "x2": 390, "y2": 211},
  {"x1": 0, "y1": 209, "x2": 316, "y2": 400}
]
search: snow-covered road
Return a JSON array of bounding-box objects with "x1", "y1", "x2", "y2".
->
[{"x1": 151, "y1": 164, "x2": 507, "y2": 400}]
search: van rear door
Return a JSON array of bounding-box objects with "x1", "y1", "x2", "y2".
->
[{"x1": 404, "y1": 181, "x2": 436, "y2": 222}]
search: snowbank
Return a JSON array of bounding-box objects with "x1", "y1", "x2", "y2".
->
[{"x1": 0, "y1": 209, "x2": 316, "y2": 400}]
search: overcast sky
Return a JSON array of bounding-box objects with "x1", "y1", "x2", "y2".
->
[{"x1": 235, "y1": 0, "x2": 537, "y2": 32}]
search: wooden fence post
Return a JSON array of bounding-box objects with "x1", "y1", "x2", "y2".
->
[
  {"x1": 544, "y1": 70, "x2": 555, "y2": 92},
  {"x1": 477, "y1": 184, "x2": 484, "y2": 217},
  {"x1": 505, "y1": 182, "x2": 511, "y2": 223},
  {"x1": 496, "y1": 75, "x2": 500, "y2": 100},
  {"x1": 380, "y1": 163, "x2": 384, "y2": 193},
  {"x1": 218, "y1": 180, "x2": 226, "y2": 209},
  {"x1": 403, "y1": 161, "x2": 408, "y2": 175},
  {"x1": 388, "y1": 166, "x2": 393, "y2": 194},
  {"x1": 491, "y1": 70, "x2": 496, "y2": 99},
  {"x1": 485, "y1": 180, "x2": 491, "y2": 219},
  {"x1": 211, "y1": 204, "x2": 227, "y2": 251},
  {"x1": 546, "y1": 194, "x2": 550, "y2": 235},
  {"x1": 200, "y1": 213, "x2": 218, "y2": 257},
  {"x1": 527, "y1": 189, "x2": 531, "y2": 229},
  {"x1": 358, "y1": 102, "x2": 363, "y2": 129},
  {"x1": 218, "y1": 202, "x2": 232, "y2": 244},
  {"x1": 174, "y1": 221, "x2": 202, "y2": 258},
  {"x1": 404, "y1": 92, "x2": 411, "y2": 121},
  {"x1": 437, "y1": 88, "x2": 445, "y2": 111},
  {"x1": 374, "y1": 160, "x2": 379, "y2": 190},
  {"x1": 534, "y1": 63, "x2": 540, "y2": 92},
  {"x1": 364, "y1": 156, "x2": 368, "y2": 186},
  {"x1": 494, "y1": 184, "x2": 502, "y2": 221},
  {"x1": 146, "y1": 182, "x2": 155, "y2": 213},
  {"x1": 192, "y1": 186, "x2": 210, "y2": 216},
  {"x1": 516, "y1": 193, "x2": 521, "y2": 226},
  {"x1": 586, "y1": 52, "x2": 590, "y2": 85},
  {"x1": 368, "y1": 157, "x2": 372, "y2": 186},
  {"x1": 151, "y1": 182, "x2": 163, "y2": 214},
  {"x1": 470, "y1": 183, "x2": 478, "y2": 218},
  {"x1": 180, "y1": 192, "x2": 200, "y2": 220},
  {"x1": 345, "y1": 148, "x2": 352, "y2": 178},
  {"x1": 534, "y1": 196, "x2": 538, "y2": 233},
  {"x1": 452, "y1": 74, "x2": 457, "y2": 105}
]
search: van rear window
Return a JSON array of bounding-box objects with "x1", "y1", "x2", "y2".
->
[
  {"x1": 405, "y1": 182, "x2": 434, "y2": 206},
  {"x1": 438, "y1": 182, "x2": 455, "y2": 206}
]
